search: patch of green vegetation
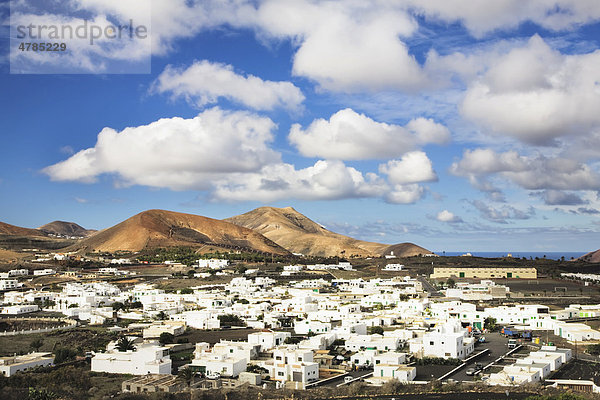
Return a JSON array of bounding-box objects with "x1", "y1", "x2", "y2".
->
[{"x1": 414, "y1": 357, "x2": 462, "y2": 366}]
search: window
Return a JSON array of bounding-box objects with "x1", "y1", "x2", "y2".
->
[
  {"x1": 429, "y1": 341, "x2": 434, "y2": 345},
  {"x1": 278, "y1": 372, "x2": 284, "y2": 376}
]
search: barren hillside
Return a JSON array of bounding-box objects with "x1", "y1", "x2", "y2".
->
[{"x1": 70, "y1": 209, "x2": 289, "y2": 255}]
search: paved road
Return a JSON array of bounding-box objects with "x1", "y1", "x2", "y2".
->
[
  {"x1": 417, "y1": 276, "x2": 442, "y2": 297},
  {"x1": 444, "y1": 332, "x2": 513, "y2": 382},
  {"x1": 316, "y1": 369, "x2": 374, "y2": 388}
]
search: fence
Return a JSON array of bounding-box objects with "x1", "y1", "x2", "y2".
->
[{"x1": 0, "y1": 317, "x2": 78, "y2": 336}]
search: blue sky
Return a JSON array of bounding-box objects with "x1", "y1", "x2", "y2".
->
[{"x1": 2, "y1": 1, "x2": 600, "y2": 252}]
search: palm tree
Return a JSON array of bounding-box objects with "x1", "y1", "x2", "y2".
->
[
  {"x1": 115, "y1": 337, "x2": 136, "y2": 352},
  {"x1": 177, "y1": 367, "x2": 196, "y2": 396},
  {"x1": 156, "y1": 311, "x2": 168, "y2": 320}
]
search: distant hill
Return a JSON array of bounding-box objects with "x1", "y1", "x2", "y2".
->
[
  {"x1": 578, "y1": 249, "x2": 600, "y2": 263},
  {"x1": 38, "y1": 221, "x2": 96, "y2": 238},
  {"x1": 70, "y1": 209, "x2": 289, "y2": 255},
  {"x1": 225, "y1": 206, "x2": 432, "y2": 258},
  {"x1": 381, "y1": 242, "x2": 434, "y2": 258},
  {"x1": 0, "y1": 221, "x2": 45, "y2": 237}
]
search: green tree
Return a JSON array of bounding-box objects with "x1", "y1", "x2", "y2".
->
[
  {"x1": 28, "y1": 387, "x2": 57, "y2": 400},
  {"x1": 156, "y1": 311, "x2": 168, "y2": 320},
  {"x1": 587, "y1": 343, "x2": 600, "y2": 355},
  {"x1": 446, "y1": 278, "x2": 456, "y2": 288},
  {"x1": 53, "y1": 347, "x2": 77, "y2": 364},
  {"x1": 159, "y1": 332, "x2": 175, "y2": 345},
  {"x1": 484, "y1": 317, "x2": 498, "y2": 332},
  {"x1": 116, "y1": 337, "x2": 136, "y2": 352},
  {"x1": 30, "y1": 338, "x2": 44, "y2": 351},
  {"x1": 217, "y1": 314, "x2": 245, "y2": 327},
  {"x1": 370, "y1": 326, "x2": 384, "y2": 335}
]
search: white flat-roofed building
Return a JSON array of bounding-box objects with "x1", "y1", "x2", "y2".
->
[
  {"x1": 248, "y1": 331, "x2": 291, "y2": 352},
  {"x1": 431, "y1": 267, "x2": 536, "y2": 279},
  {"x1": 143, "y1": 322, "x2": 186, "y2": 339},
  {"x1": 373, "y1": 364, "x2": 416, "y2": 382},
  {"x1": 383, "y1": 264, "x2": 404, "y2": 271},
  {"x1": 197, "y1": 259, "x2": 229, "y2": 269},
  {"x1": 0, "y1": 280, "x2": 20, "y2": 290},
  {"x1": 553, "y1": 321, "x2": 600, "y2": 341},
  {"x1": 269, "y1": 346, "x2": 319, "y2": 387},
  {"x1": 0, "y1": 352, "x2": 54, "y2": 377},
  {"x1": 409, "y1": 320, "x2": 475, "y2": 360},
  {"x1": 33, "y1": 269, "x2": 56, "y2": 276},
  {"x1": 345, "y1": 334, "x2": 401, "y2": 352},
  {"x1": 1, "y1": 304, "x2": 39, "y2": 315},
  {"x1": 171, "y1": 310, "x2": 220, "y2": 330},
  {"x1": 189, "y1": 341, "x2": 255, "y2": 378},
  {"x1": 91, "y1": 342, "x2": 172, "y2": 375},
  {"x1": 488, "y1": 366, "x2": 542, "y2": 386},
  {"x1": 294, "y1": 319, "x2": 331, "y2": 335}
]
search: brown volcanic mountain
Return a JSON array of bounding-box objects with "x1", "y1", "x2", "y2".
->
[
  {"x1": 0, "y1": 221, "x2": 45, "y2": 237},
  {"x1": 225, "y1": 206, "x2": 432, "y2": 258},
  {"x1": 70, "y1": 209, "x2": 289, "y2": 255},
  {"x1": 578, "y1": 249, "x2": 600, "y2": 263},
  {"x1": 39, "y1": 221, "x2": 96, "y2": 237},
  {"x1": 381, "y1": 242, "x2": 434, "y2": 258}
]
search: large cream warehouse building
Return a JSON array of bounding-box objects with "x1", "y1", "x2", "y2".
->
[{"x1": 431, "y1": 267, "x2": 537, "y2": 279}]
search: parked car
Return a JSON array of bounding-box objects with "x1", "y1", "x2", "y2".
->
[
  {"x1": 465, "y1": 368, "x2": 476, "y2": 376},
  {"x1": 206, "y1": 372, "x2": 221, "y2": 380},
  {"x1": 507, "y1": 339, "x2": 518, "y2": 349}
]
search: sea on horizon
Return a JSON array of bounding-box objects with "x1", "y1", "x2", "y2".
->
[{"x1": 437, "y1": 251, "x2": 587, "y2": 260}]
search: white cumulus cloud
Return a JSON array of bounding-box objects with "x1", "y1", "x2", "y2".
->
[
  {"x1": 211, "y1": 160, "x2": 388, "y2": 202},
  {"x1": 461, "y1": 35, "x2": 600, "y2": 145},
  {"x1": 43, "y1": 108, "x2": 280, "y2": 190},
  {"x1": 289, "y1": 109, "x2": 449, "y2": 160},
  {"x1": 152, "y1": 60, "x2": 305, "y2": 111},
  {"x1": 436, "y1": 210, "x2": 463, "y2": 223},
  {"x1": 379, "y1": 151, "x2": 438, "y2": 185},
  {"x1": 451, "y1": 148, "x2": 600, "y2": 193}
]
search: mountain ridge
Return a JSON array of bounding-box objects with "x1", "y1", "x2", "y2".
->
[
  {"x1": 38, "y1": 221, "x2": 96, "y2": 238},
  {"x1": 68, "y1": 209, "x2": 290, "y2": 255},
  {"x1": 225, "y1": 206, "x2": 431, "y2": 258}
]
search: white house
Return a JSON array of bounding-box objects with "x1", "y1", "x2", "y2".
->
[
  {"x1": 409, "y1": 320, "x2": 475, "y2": 360},
  {"x1": 294, "y1": 319, "x2": 331, "y2": 335},
  {"x1": 248, "y1": 331, "x2": 291, "y2": 351},
  {"x1": 188, "y1": 351, "x2": 247, "y2": 378},
  {"x1": 197, "y1": 259, "x2": 229, "y2": 270},
  {"x1": 143, "y1": 322, "x2": 186, "y2": 339},
  {"x1": 345, "y1": 334, "x2": 401, "y2": 352},
  {"x1": 33, "y1": 269, "x2": 56, "y2": 276},
  {"x1": 553, "y1": 321, "x2": 600, "y2": 341},
  {"x1": 91, "y1": 342, "x2": 172, "y2": 375},
  {"x1": 268, "y1": 346, "x2": 319, "y2": 387},
  {"x1": 171, "y1": 310, "x2": 220, "y2": 330},
  {"x1": 0, "y1": 280, "x2": 21, "y2": 290},
  {"x1": 1, "y1": 305, "x2": 39, "y2": 315},
  {"x1": 383, "y1": 264, "x2": 404, "y2": 271},
  {"x1": 0, "y1": 352, "x2": 54, "y2": 377},
  {"x1": 488, "y1": 366, "x2": 542, "y2": 385},
  {"x1": 373, "y1": 364, "x2": 416, "y2": 382}
]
